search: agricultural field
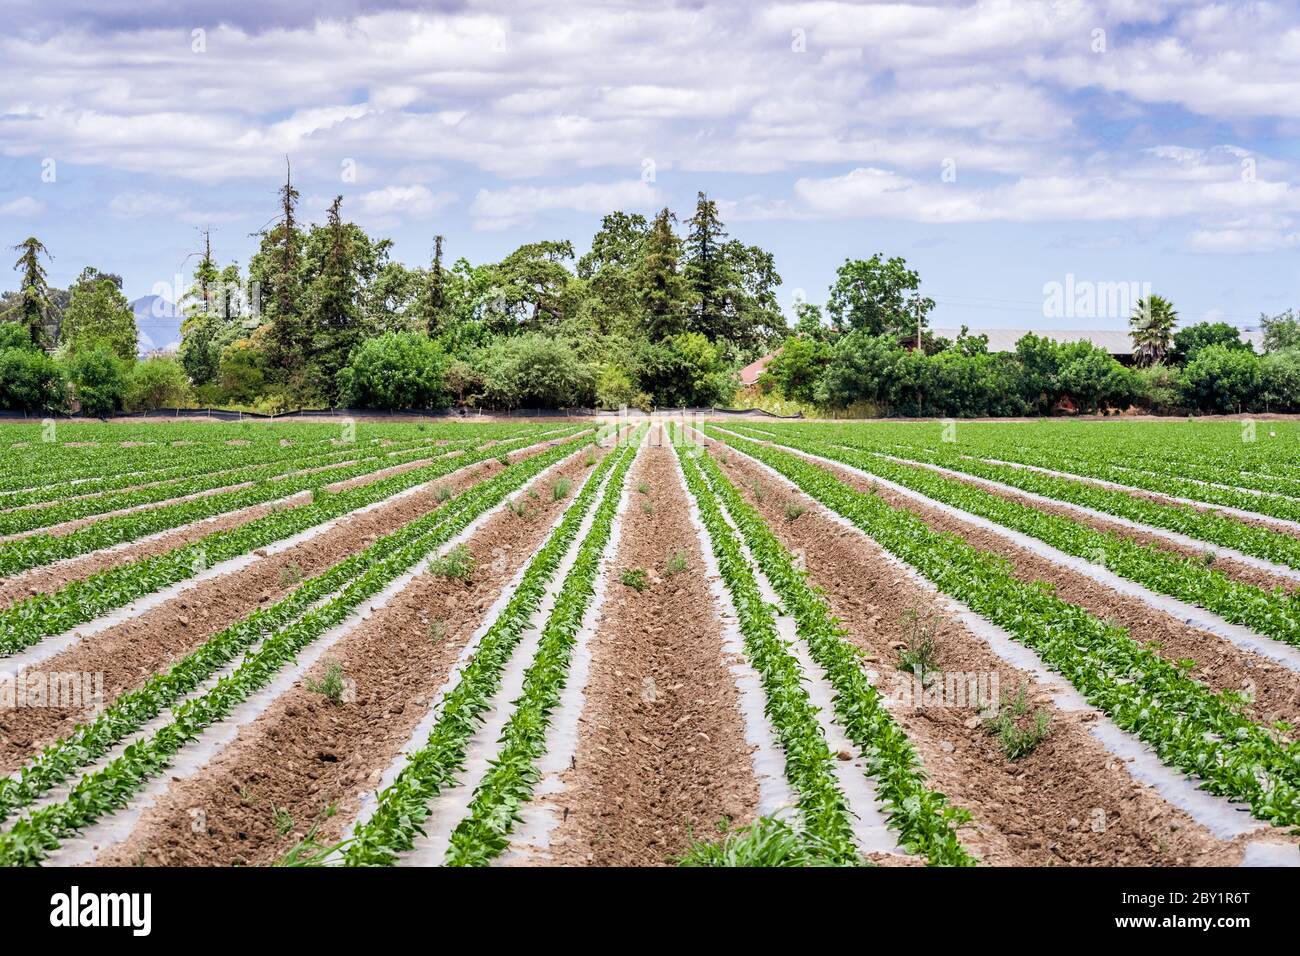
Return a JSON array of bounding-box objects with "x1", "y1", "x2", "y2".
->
[{"x1": 0, "y1": 415, "x2": 1297, "y2": 868}]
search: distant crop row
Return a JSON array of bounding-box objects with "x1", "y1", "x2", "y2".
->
[
  {"x1": 0, "y1": 428, "x2": 580, "y2": 656},
  {"x1": 725, "y1": 426, "x2": 1300, "y2": 649}
]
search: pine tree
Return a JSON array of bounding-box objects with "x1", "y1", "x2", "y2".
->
[
  {"x1": 178, "y1": 234, "x2": 230, "y2": 385},
  {"x1": 219, "y1": 264, "x2": 242, "y2": 322},
  {"x1": 305, "y1": 195, "x2": 362, "y2": 398},
  {"x1": 683, "y1": 191, "x2": 731, "y2": 340},
  {"x1": 11, "y1": 237, "x2": 53, "y2": 347},
  {"x1": 263, "y1": 159, "x2": 305, "y2": 373},
  {"x1": 427, "y1": 234, "x2": 446, "y2": 334},
  {"x1": 185, "y1": 229, "x2": 220, "y2": 316},
  {"x1": 637, "y1": 208, "x2": 690, "y2": 340}
]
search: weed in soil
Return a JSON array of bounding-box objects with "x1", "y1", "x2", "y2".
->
[
  {"x1": 430, "y1": 544, "x2": 475, "y2": 580},
  {"x1": 985, "y1": 685, "x2": 1051, "y2": 760},
  {"x1": 307, "y1": 661, "x2": 348, "y2": 706},
  {"x1": 895, "y1": 607, "x2": 941, "y2": 677}
]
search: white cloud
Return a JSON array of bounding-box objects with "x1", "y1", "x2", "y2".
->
[
  {"x1": 0, "y1": 196, "x2": 46, "y2": 217},
  {"x1": 0, "y1": 0, "x2": 1296, "y2": 254},
  {"x1": 778, "y1": 145, "x2": 1300, "y2": 236},
  {"x1": 471, "y1": 180, "x2": 660, "y2": 230},
  {"x1": 107, "y1": 192, "x2": 188, "y2": 218},
  {"x1": 354, "y1": 184, "x2": 454, "y2": 217},
  {"x1": 1187, "y1": 229, "x2": 1300, "y2": 255}
]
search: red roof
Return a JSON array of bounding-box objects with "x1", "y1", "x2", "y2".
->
[{"x1": 739, "y1": 350, "x2": 780, "y2": 386}]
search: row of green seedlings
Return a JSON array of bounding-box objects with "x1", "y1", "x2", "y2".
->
[
  {"x1": 0, "y1": 436, "x2": 590, "y2": 832},
  {"x1": 0, "y1": 420, "x2": 547, "y2": 500},
  {"x1": 339, "y1": 428, "x2": 645, "y2": 866},
  {"x1": 0, "y1": 435, "x2": 458, "y2": 539},
  {"x1": 990, "y1": 431, "x2": 1300, "y2": 499},
  {"x1": 670, "y1": 428, "x2": 865, "y2": 866},
  {"x1": 683, "y1": 434, "x2": 976, "y2": 866},
  {"x1": 0, "y1": 428, "x2": 380, "y2": 499},
  {"x1": 841, "y1": 418, "x2": 1300, "y2": 500},
  {"x1": 0, "y1": 428, "x2": 571, "y2": 580},
  {"x1": 724, "y1": 426, "x2": 1300, "y2": 651},
  {"x1": 862, "y1": 433, "x2": 1300, "y2": 573},
  {"x1": 711, "y1": 430, "x2": 1300, "y2": 829},
  {"x1": 875, "y1": 427, "x2": 1300, "y2": 524},
  {"x1": 753, "y1": 422, "x2": 1300, "y2": 573},
  {"x1": 989, "y1": 425, "x2": 1300, "y2": 498},
  {"x1": 0, "y1": 428, "x2": 477, "y2": 520},
  {"x1": 727, "y1": 443, "x2": 1052, "y2": 763},
  {"x1": 0, "y1": 435, "x2": 599, "y2": 866},
  {"x1": 0, "y1": 431, "x2": 582, "y2": 658}
]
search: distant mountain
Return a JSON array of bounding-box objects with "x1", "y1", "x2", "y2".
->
[{"x1": 132, "y1": 294, "x2": 180, "y2": 355}]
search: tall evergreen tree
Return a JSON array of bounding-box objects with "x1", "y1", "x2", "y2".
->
[
  {"x1": 256, "y1": 159, "x2": 306, "y2": 374},
  {"x1": 683, "y1": 191, "x2": 730, "y2": 339},
  {"x1": 184, "y1": 229, "x2": 221, "y2": 316},
  {"x1": 10, "y1": 237, "x2": 53, "y2": 347},
  {"x1": 426, "y1": 234, "x2": 446, "y2": 334},
  {"x1": 305, "y1": 195, "x2": 363, "y2": 398},
  {"x1": 637, "y1": 208, "x2": 690, "y2": 340},
  {"x1": 179, "y1": 237, "x2": 236, "y2": 385},
  {"x1": 219, "y1": 263, "x2": 243, "y2": 322}
]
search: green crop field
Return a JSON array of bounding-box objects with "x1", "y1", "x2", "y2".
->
[{"x1": 0, "y1": 415, "x2": 1295, "y2": 871}]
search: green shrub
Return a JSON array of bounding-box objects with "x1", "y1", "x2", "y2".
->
[
  {"x1": 1181, "y1": 344, "x2": 1261, "y2": 413},
  {"x1": 124, "y1": 356, "x2": 191, "y2": 411},
  {"x1": 475, "y1": 332, "x2": 596, "y2": 409},
  {"x1": 430, "y1": 544, "x2": 475, "y2": 580},
  {"x1": 66, "y1": 344, "x2": 127, "y2": 417},
  {"x1": 0, "y1": 345, "x2": 66, "y2": 412},
  {"x1": 307, "y1": 661, "x2": 348, "y2": 706},
  {"x1": 336, "y1": 331, "x2": 450, "y2": 410}
]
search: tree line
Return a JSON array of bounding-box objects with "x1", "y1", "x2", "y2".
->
[
  {"x1": 2, "y1": 170, "x2": 1298, "y2": 417},
  {"x1": 762, "y1": 285, "x2": 1300, "y2": 416}
]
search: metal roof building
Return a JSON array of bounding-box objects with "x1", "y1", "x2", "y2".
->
[{"x1": 929, "y1": 328, "x2": 1266, "y2": 357}]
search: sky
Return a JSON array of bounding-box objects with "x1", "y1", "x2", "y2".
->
[{"x1": 1, "y1": 0, "x2": 1298, "y2": 333}]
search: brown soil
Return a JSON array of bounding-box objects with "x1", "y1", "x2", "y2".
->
[
  {"x1": 92, "y1": 447, "x2": 608, "y2": 867},
  {"x1": 707, "y1": 438, "x2": 1268, "y2": 866},
  {"x1": 761, "y1": 443, "x2": 1300, "y2": 732},
  {"x1": 0, "y1": 445, "x2": 556, "y2": 774},
  {"x1": 530, "y1": 438, "x2": 760, "y2": 866}
]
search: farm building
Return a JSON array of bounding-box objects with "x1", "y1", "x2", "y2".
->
[{"x1": 930, "y1": 327, "x2": 1266, "y2": 364}]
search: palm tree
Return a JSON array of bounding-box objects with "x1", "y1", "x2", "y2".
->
[{"x1": 1130, "y1": 294, "x2": 1177, "y2": 366}]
